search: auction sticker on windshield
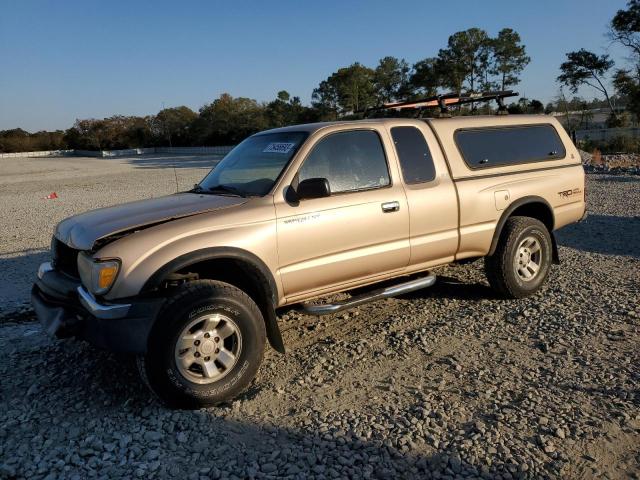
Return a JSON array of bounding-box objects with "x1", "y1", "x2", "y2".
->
[{"x1": 263, "y1": 142, "x2": 295, "y2": 154}]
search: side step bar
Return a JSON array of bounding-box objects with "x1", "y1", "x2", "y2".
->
[{"x1": 298, "y1": 275, "x2": 436, "y2": 316}]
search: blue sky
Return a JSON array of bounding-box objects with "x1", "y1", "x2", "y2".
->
[{"x1": 0, "y1": 0, "x2": 631, "y2": 131}]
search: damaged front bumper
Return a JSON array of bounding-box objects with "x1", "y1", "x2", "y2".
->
[{"x1": 31, "y1": 262, "x2": 164, "y2": 354}]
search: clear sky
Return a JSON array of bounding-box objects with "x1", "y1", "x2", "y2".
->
[{"x1": 0, "y1": 0, "x2": 631, "y2": 131}]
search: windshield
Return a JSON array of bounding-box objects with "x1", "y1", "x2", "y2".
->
[{"x1": 198, "y1": 131, "x2": 308, "y2": 196}]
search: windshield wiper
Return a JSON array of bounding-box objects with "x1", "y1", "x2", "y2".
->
[{"x1": 202, "y1": 184, "x2": 247, "y2": 198}]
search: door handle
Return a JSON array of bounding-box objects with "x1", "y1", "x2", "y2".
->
[{"x1": 381, "y1": 201, "x2": 400, "y2": 213}]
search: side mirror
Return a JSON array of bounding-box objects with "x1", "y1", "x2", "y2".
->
[{"x1": 297, "y1": 178, "x2": 331, "y2": 200}]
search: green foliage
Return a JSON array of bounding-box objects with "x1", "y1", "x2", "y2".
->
[
  {"x1": 506, "y1": 98, "x2": 544, "y2": 114},
  {"x1": 312, "y1": 63, "x2": 376, "y2": 115},
  {"x1": 0, "y1": 128, "x2": 66, "y2": 153},
  {"x1": 614, "y1": 68, "x2": 640, "y2": 121},
  {"x1": 557, "y1": 49, "x2": 617, "y2": 117},
  {"x1": 410, "y1": 57, "x2": 441, "y2": 97},
  {"x1": 373, "y1": 57, "x2": 411, "y2": 104},
  {"x1": 580, "y1": 135, "x2": 640, "y2": 154},
  {"x1": 313, "y1": 27, "x2": 531, "y2": 116},
  {"x1": 191, "y1": 94, "x2": 268, "y2": 146},
  {"x1": 439, "y1": 28, "x2": 492, "y2": 93},
  {"x1": 558, "y1": 50, "x2": 614, "y2": 93},
  {"x1": 64, "y1": 116, "x2": 154, "y2": 150},
  {"x1": 153, "y1": 106, "x2": 197, "y2": 147},
  {"x1": 610, "y1": 0, "x2": 640, "y2": 58},
  {"x1": 609, "y1": 2, "x2": 640, "y2": 121},
  {"x1": 265, "y1": 91, "x2": 319, "y2": 127},
  {"x1": 491, "y1": 28, "x2": 530, "y2": 90}
]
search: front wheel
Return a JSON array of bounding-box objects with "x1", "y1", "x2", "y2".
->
[
  {"x1": 138, "y1": 280, "x2": 266, "y2": 409},
  {"x1": 484, "y1": 216, "x2": 552, "y2": 298}
]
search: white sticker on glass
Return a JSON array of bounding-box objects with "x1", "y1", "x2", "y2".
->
[{"x1": 263, "y1": 142, "x2": 295, "y2": 154}]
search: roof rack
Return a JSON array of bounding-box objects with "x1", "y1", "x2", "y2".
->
[{"x1": 360, "y1": 90, "x2": 519, "y2": 118}]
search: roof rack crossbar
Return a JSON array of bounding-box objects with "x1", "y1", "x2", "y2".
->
[{"x1": 358, "y1": 90, "x2": 518, "y2": 117}]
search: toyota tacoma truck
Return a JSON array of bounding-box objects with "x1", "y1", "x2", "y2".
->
[{"x1": 32, "y1": 93, "x2": 587, "y2": 408}]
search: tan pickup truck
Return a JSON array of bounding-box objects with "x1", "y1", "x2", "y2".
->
[{"x1": 32, "y1": 103, "x2": 586, "y2": 408}]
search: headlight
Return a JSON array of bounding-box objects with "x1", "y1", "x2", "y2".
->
[{"x1": 77, "y1": 252, "x2": 121, "y2": 296}]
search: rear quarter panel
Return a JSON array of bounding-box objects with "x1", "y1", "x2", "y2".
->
[{"x1": 427, "y1": 115, "x2": 586, "y2": 258}]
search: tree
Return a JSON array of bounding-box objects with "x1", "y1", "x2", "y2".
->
[
  {"x1": 0, "y1": 128, "x2": 67, "y2": 153},
  {"x1": 614, "y1": 68, "x2": 640, "y2": 121},
  {"x1": 265, "y1": 90, "x2": 318, "y2": 127},
  {"x1": 528, "y1": 99, "x2": 544, "y2": 114},
  {"x1": 311, "y1": 80, "x2": 340, "y2": 119},
  {"x1": 153, "y1": 106, "x2": 197, "y2": 147},
  {"x1": 312, "y1": 63, "x2": 376, "y2": 116},
  {"x1": 373, "y1": 56, "x2": 411, "y2": 104},
  {"x1": 557, "y1": 49, "x2": 617, "y2": 118},
  {"x1": 491, "y1": 28, "x2": 530, "y2": 90},
  {"x1": 438, "y1": 28, "x2": 492, "y2": 93},
  {"x1": 410, "y1": 57, "x2": 441, "y2": 97},
  {"x1": 610, "y1": 1, "x2": 640, "y2": 121},
  {"x1": 610, "y1": 0, "x2": 640, "y2": 58},
  {"x1": 192, "y1": 93, "x2": 267, "y2": 145}
]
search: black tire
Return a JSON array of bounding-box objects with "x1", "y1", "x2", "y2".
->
[
  {"x1": 484, "y1": 216, "x2": 552, "y2": 299},
  {"x1": 137, "y1": 280, "x2": 266, "y2": 409}
]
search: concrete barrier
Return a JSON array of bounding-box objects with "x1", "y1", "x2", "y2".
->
[{"x1": 1, "y1": 146, "x2": 235, "y2": 159}]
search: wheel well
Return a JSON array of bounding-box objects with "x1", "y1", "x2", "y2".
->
[
  {"x1": 488, "y1": 199, "x2": 555, "y2": 256},
  {"x1": 174, "y1": 258, "x2": 270, "y2": 317},
  {"x1": 509, "y1": 202, "x2": 554, "y2": 232},
  {"x1": 164, "y1": 257, "x2": 286, "y2": 354}
]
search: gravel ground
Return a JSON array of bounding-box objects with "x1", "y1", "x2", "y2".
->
[
  {"x1": 0, "y1": 157, "x2": 639, "y2": 479},
  {"x1": 579, "y1": 150, "x2": 640, "y2": 175}
]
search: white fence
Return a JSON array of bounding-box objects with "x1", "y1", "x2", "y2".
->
[
  {"x1": 0, "y1": 149, "x2": 75, "y2": 158},
  {"x1": 0, "y1": 146, "x2": 234, "y2": 159},
  {"x1": 575, "y1": 127, "x2": 640, "y2": 142}
]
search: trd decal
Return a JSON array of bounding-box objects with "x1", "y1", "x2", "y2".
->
[{"x1": 558, "y1": 188, "x2": 582, "y2": 198}]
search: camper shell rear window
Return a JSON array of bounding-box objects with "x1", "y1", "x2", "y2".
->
[{"x1": 454, "y1": 124, "x2": 566, "y2": 169}]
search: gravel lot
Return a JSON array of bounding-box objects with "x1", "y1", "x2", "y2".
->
[
  {"x1": 0, "y1": 156, "x2": 638, "y2": 479},
  {"x1": 0, "y1": 154, "x2": 218, "y2": 311}
]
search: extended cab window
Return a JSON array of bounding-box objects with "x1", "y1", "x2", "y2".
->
[
  {"x1": 455, "y1": 125, "x2": 566, "y2": 169},
  {"x1": 299, "y1": 130, "x2": 390, "y2": 194},
  {"x1": 391, "y1": 126, "x2": 436, "y2": 183}
]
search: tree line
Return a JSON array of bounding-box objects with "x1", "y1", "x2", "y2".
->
[
  {"x1": 557, "y1": 0, "x2": 640, "y2": 127},
  {"x1": 312, "y1": 28, "x2": 530, "y2": 117},
  {"x1": 2, "y1": 7, "x2": 639, "y2": 154}
]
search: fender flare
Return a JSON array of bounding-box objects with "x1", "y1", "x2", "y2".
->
[
  {"x1": 143, "y1": 247, "x2": 285, "y2": 354},
  {"x1": 488, "y1": 196, "x2": 556, "y2": 257}
]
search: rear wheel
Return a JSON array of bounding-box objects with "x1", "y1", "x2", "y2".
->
[
  {"x1": 137, "y1": 280, "x2": 266, "y2": 409},
  {"x1": 485, "y1": 216, "x2": 552, "y2": 298}
]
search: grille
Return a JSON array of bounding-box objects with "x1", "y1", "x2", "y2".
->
[{"x1": 52, "y1": 237, "x2": 80, "y2": 278}]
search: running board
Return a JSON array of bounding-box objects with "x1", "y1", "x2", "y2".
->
[{"x1": 297, "y1": 275, "x2": 436, "y2": 316}]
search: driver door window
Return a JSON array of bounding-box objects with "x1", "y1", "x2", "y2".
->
[{"x1": 298, "y1": 130, "x2": 390, "y2": 193}]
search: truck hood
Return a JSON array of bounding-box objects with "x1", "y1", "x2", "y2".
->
[{"x1": 55, "y1": 193, "x2": 247, "y2": 250}]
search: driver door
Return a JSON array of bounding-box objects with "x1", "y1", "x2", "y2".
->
[{"x1": 275, "y1": 129, "x2": 410, "y2": 299}]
